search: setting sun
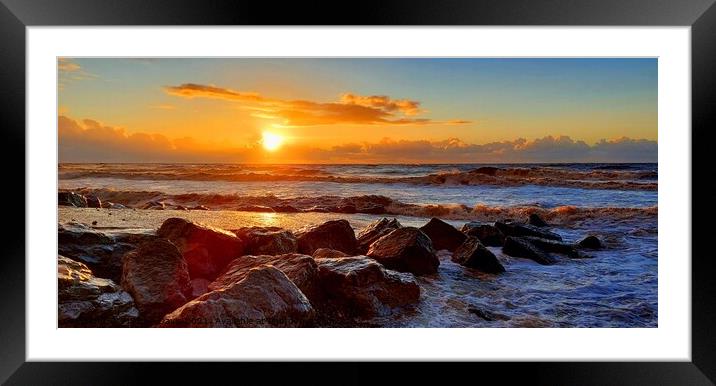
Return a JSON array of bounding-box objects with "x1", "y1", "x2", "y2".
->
[{"x1": 262, "y1": 132, "x2": 283, "y2": 151}]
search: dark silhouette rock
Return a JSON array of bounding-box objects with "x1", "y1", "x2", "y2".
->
[
  {"x1": 419, "y1": 217, "x2": 466, "y2": 252},
  {"x1": 519, "y1": 236, "x2": 590, "y2": 259},
  {"x1": 460, "y1": 222, "x2": 505, "y2": 247},
  {"x1": 58, "y1": 255, "x2": 139, "y2": 327},
  {"x1": 367, "y1": 227, "x2": 439, "y2": 275},
  {"x1": 528, "y1": 213, "x2": 549, "y2": 227},
  {"x1": 502, "y1": 236, "x2": 556, "y2": 265},
  {"x1": 578, "y1": 235, "x2": 603, "y2": 250},
  {"x1": 58, "y1": 192, "x2": 87, "y2": 207},
  {"x1": 232, "y1": 226, "x2": 298, "y2": 255},
  {"x1": 317, "y1": 257, "x2": 420, "y2": 318},
  {"x1": 452, "y1": 236, "x2": 505, "y2": 273},
  {"x1": 159, "y1": 266, "x2": 314, "y2": 328},
  {"x1": 295, "y1": 220, "x2": 357, "y2": 255},
  {"x1": 495, "y1": 221, "x2": 562, "y2": 241},
  {"x1": 356, "y1": 218, "x2": 402, "y2": 253},
  {"x1": 209, "y1": 253, "x2": 322, "y2": 305},
  {"x1": 157, "y1": 218, "x2": 245, "y2": 280},
  {"x1": 121, "y1": 239, "x2": 193, "y2": 325},
  {"x1": 312, "y1": 248, "x2": 349, "y2": 259}
]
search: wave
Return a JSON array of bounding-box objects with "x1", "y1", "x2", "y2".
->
[
  {"x1": 59, "y1": 164, "x2": 657, "y2": 191},
  {"x1": 64, "y1": 187, "x2": 657, "y2": 224}
]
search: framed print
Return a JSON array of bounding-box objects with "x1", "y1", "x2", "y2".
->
[{"x1": 2, "y1": 0, "x2": 715, "y2": 384}]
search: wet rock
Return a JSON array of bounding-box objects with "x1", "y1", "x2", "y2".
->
[
  {"x1": 209, "y1": 253, "x2": 322, "y2": 304},
  {"x1": 467, "y1": 306, "x2": 510, "y2": 321},
  {"x1": 460, "y1": 222, "x2": 505, "y2": 247},
  {"x1": 519, "y1": 236, "x2": 587, "y2": 258},
  {"x1": 317, "y1": 257, "x2": 420, "y2": 318},
  {"x1": 159, "y1": 266, "x2": 314, "y2": 328},
  {"x1": 528, "y1": 213, "x2": 549, "y2": 227},
  {"x1": 357, "y1": 204, "x2": 386, "y2": 214},
  {"x1": 57, "y1": 222, "x2": 157, "y2": 282},
  {"x1": 452, "y1": 236, "x2": 505, "y2": 273},
  {"x1": 157, "y1": 218, "x2": 245, "y2": 279},
  {"x1": 121, "y1": 239, "x2": 192, "y2": 325},
  {"x1": 296, "y1": 219, "x2": 358, "y2": 255},
  {"x1": 58, "y1": 255, "x2": 139, "y2": 327},
  {"x1": 469, "y1": 166, "x2": 500, "y2": 176},
  {"x1": 419, "y1": 218, "x2": 466, "y2": 252},
  {"x1": 578, "y1": 235, "x2": 603, "y2": 250},
  {"x1": 495, "y1": 221, "x2": 562, "y2": 241},
  {"x1": 312, "y1": 248, "x2": 349, "y2": 259},
  {"x1": 367, "y1": 227, "x2": 439, "y2": 275},
  {"x1": 232, "y1": 226, "x2": 298, "y2": 255},
  {"x1": 336, "y1": 204, "x2": 357, "y2": 214},
  {"x1": 85, "y1": 195, "x2": 102, "y2": 209},
  {"x1": 502, "y1": 236, "x2": 556, "y2": 265},
  {"x1": 190, "y1": 278, "x2": 211, "y2": 298},
  {"x1": 143, "y1": 201, "x2": 166, "y2": 210},
  {"x1": 236, "y1": 205, "x2": 275, "y2": 212},
  {"x1": 58, "y1": 192, "x2": 87, "y2": 207},
  {"x1": 356, "y1": 218, "x2": 402, "y2": 253},
  {"x1": 272, "y1": 204, "x2": 299, "y2": 213}
]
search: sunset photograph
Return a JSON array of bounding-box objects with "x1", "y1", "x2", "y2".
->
[{"x1": 57, "y1": 57, "x2": 657, "y2": 328}]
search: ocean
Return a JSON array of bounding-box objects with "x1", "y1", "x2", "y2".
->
[{"x1": 58, "y1": 163, "x2": 658, "y2": 327}]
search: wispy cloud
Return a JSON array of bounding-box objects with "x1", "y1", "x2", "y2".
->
[
  {"x1": 58, "y1": 58, "x2": 97, "y2": 90},
  {"x1": 163, "y1": 83, "x2": 469, "y2": 127}
]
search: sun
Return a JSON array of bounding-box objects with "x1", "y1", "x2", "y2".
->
[{"x1": 261, "y1": 132, "x2": 283, "y2": 151}]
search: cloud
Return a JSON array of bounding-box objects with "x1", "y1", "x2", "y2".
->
[
  {"x1": 163, "y1": 83, "x2": 469, "y2": 127},
  {"x1": 58, "y1": 58, "x2": 97, "y2": 90},
  {"x1": 58, "y1": 115, "x2": 656, "y2": 163}
]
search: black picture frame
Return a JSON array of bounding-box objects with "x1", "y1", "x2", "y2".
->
[{"x1": 1, "y1": 0, "x2": 714, "y2": 384}]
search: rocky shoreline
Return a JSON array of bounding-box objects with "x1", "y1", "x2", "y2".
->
[{"x1": 59, "y1": 206, "x2": 603, "y2": 328}]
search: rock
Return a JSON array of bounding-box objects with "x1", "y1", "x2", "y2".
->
[
  {"x1": 85, "y1": 195, "x2": 102, "y2": 208},
  {"x1": 317, "y1": 257, "x2": 420, "y2": 318},
  {"x1": 357, "y1": 204, "x2": 386, "y2": 214},
  {"x1": 519, "y1": 236, "x2": 586, "y2": 258},
  {"x1": 157, "y1": 218, "x2": 245, "y2": 279},
  {"x1": 174, "y1": 205, "x2": 189, "y2": 211},
  {"x1": 58, "y1": 255, "x2": 139, "y2": 327},
  {"x1": 312, "y1": 248, "x2": 349, "y2": 259},
  {"x1": 107, "y1": 202, "x2": 127, "y2": 209},
  {"x1": 469, "y1": 166, "x2": 500, "y2": 176},
  {"x1": 209, "y1": 253, "x2": 322, "y2": 304},
  {"x1": 232, "y1": 226, "x2": 298, "y2": 255},
  {"x1": 367, "y1": 227, "x2": 439, "y2": 275},
  {"x1": 57, "y1": 222, "x2": 158, "y2": 282},
  {"x1": 159, "y1": 266, "x2": 314, "y2": 328},
  {"x1": 190, "y1": 278, "x2": 211, "y2": 298},
  {"x1": 467, "y1": 307, "x2": 510, "y2": 321},
  {"x1": 452, "y1": 236, "x2": 505, "y2": 273},
  {"x1": 460, "y1": 222, "x2": 505, "y2": 247},
  {"x1": 121, "y1": 239, "x2": 193, "y2": 325},
  {"x1": 578, "y1": 235, "x2": 603, "y2": 249},
  {"x1": 495, "y1": 221, "x2": 562, "y2": 241},
  {"x1": 502, "y1": 236, "x2": 556, "y2": 265},
  {"x1": 236, "y1": 205, "x2": 275, "y2": 212},
  {"x1": 58, "y1": 192, "x2": 87, "y2": 207},
  {"x1": 191, "y1": 205, "x2": 210, "y2": 210},
  {"x1": 143, "y1": 201, "x2": 166, "y2": 210},
  {"x1": 295, "y1": 219, "x2": 358, "y2": 255},
  {"x1": 336, "y1": 204, "x2": 357, "y2": 214},
  {"x1": 528, "y1": 213, "x2": 549, "y2": 227},
  {"x1": 419, "y1": 217, "x2": 466, "y2": 252},
  {"x1": 356, "y1": 218, "x2": 402, "y2": 253}
]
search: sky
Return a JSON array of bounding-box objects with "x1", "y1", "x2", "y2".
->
[{"x1": 58, "y1": 58, "x2": 657, "y2": 163}]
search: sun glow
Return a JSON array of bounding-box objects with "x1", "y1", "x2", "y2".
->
[{"x1": 262, "y1": 132, "x2": 283, "y2": 151}]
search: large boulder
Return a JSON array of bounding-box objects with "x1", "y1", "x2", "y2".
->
[
  {"x1": 356, "y1": 218, "x2": 402, "y2": 253},
  {"x1": 578, "y1": 235, "x2": 603, "y2": 250},
  {"x1": 519, "y1": 236, "x2": 589, "y2": 259},
  {"x1": 209, "y1": 253, "x2": 322, "y2": 304},
  {"x1": 502, "y1": 236, "x2": 556, "y2": 265},
  {"x1": 312, "y1": 248, "x2": 349, "y2": 259},
  {"x1": 232, "y1": 226, "x2": 298, "y2": 255},
  {"x1": 495, "y1": 221, "x2": 562, "y2": 241},
  {"x1": 295, "y1": 220, "x2": 358, "y2": 255},
  {"x1": 317, "y1": 257, "x2": 420, "y2": 318},
  {"x1": 367, "y1": 227, "x2": 439, "y2": 275},
  {"x1": 159, "y1": 266, "x2": 314, "y2": 328},
  {"x1": 58, "y1": 255, "x2": 139, "y2": 327},
  {"x1": 157, "y1": 218, "x2": 245, "y2": 280},
  {"x1": 528, "y1": 213, "x2": 549, "y2": 227},
  {"x1": 460, "y1": 222, "x2": 505, "y2": 247},
  {"x1": 58, "y1": 222, "x2": 159, "y2": 282},
  {"x1": 121, "y1": 239, "x2": 193, "y2": 325},
  {"x1": 419, "y1": 218, "x2": 466, "y2": 252},
  {"x1": 58, "y1": 191, "x2": 87, "y2": 207},
  {"x1": 452, "y1": 236, "x2": 505, "y2": 273}
]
